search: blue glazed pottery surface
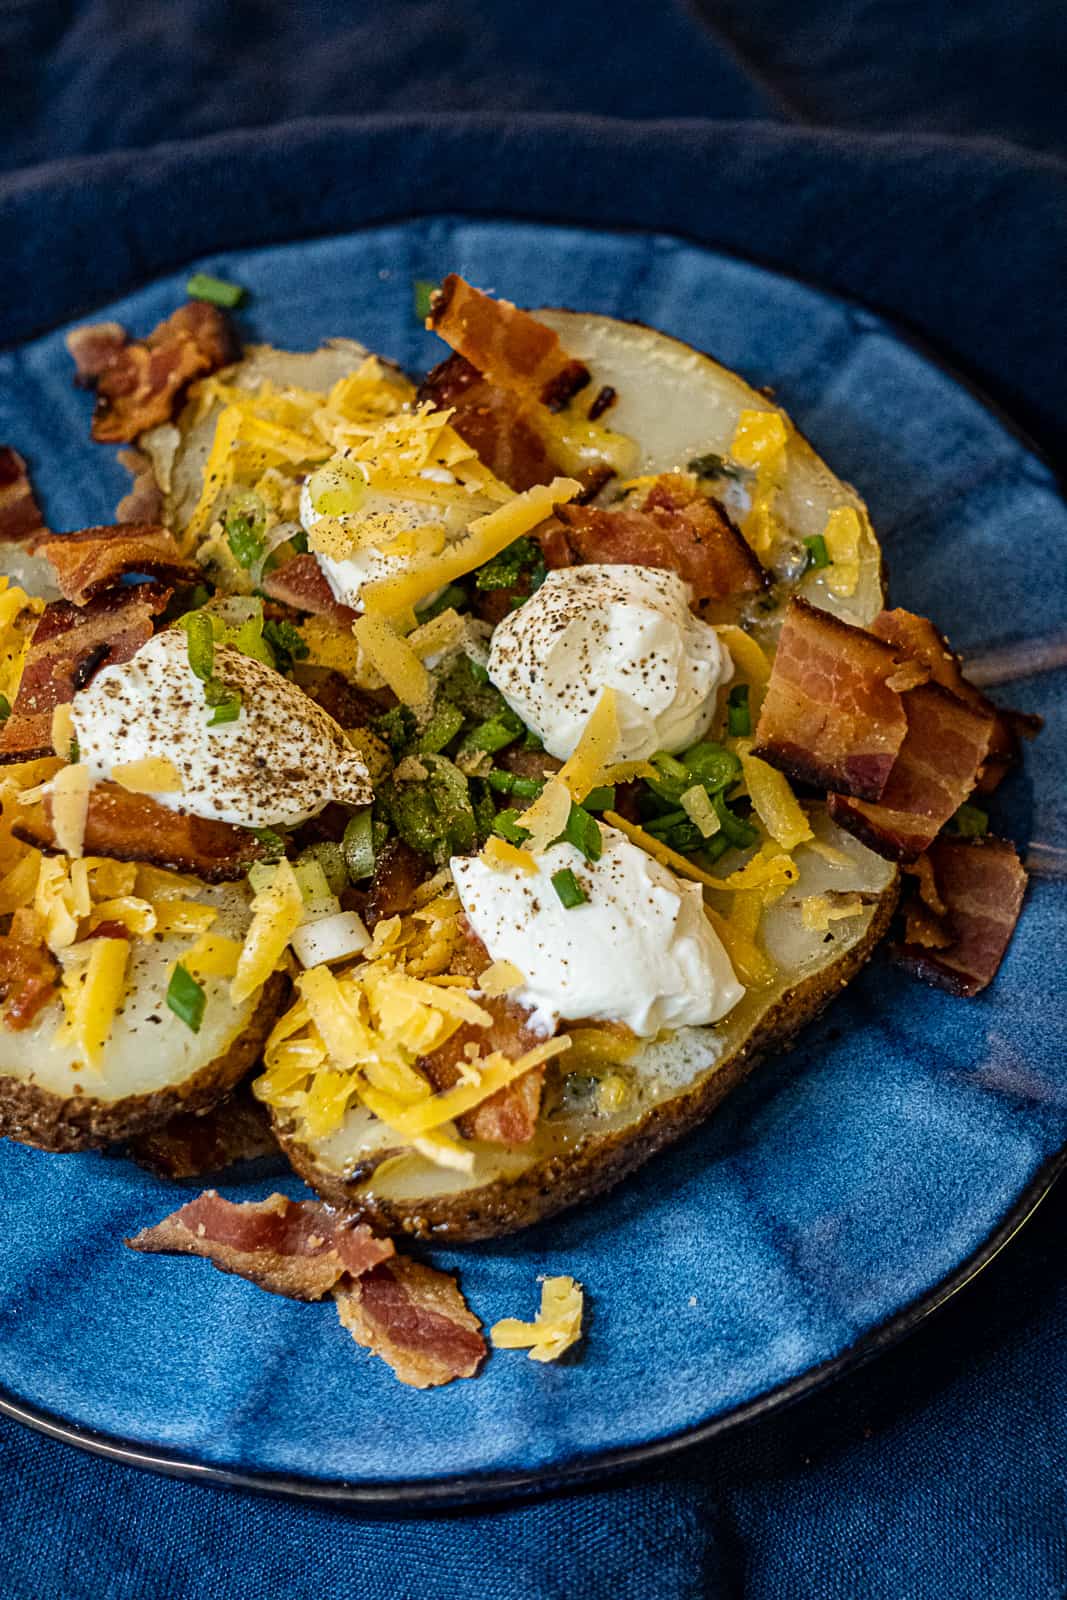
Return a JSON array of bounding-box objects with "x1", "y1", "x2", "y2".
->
[{"x1": 0, "y1": 219, "x2": 1062, "y2": 1493}]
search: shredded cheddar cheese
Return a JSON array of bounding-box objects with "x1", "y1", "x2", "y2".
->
[
  {"x1": 478, "y1": 959, "x2": 526, "y2": 996},
  {"x1": 112, "y1": 757, "x2": 183, "y2": 794},
  {"x1": 231, "y1": 858, "x2": 303, "y2": 1005},
  {"x1": 821, "y1": 505, "x2": 865, "y2": 598},
  {"x1": 729, "y1": 409, "x2": 789, "y2": 555},
  {"x1": 602, "y1": 810, "x2": 723, "y2": 889},
  {"x1": 555, "y1": 687, "x2": 620, "y2": 803},
  {"x1": 68, "y1": 936, "x2": 130, "y2": 1066},
  {"x1": 736, "y1": 744, "x2": 813, "y2": 851},
  {"x1": 50, "y1": 764, "x2": 91, "y2": 860},
  {"x1": 800, "y1": 893, "x2": 866, "y2": 933},
  {"x1": 491, "y1": 1276, "x2": 584, "y2": 1362},
  {"x1": 352, "y1": 613, "x2": 432, "y2": 709},
  {"x1": 481, "y1": 835, "x2": 539, "y2": 874}
]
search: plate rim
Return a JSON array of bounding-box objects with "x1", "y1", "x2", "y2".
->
[{"x1": 1, "y1": 218, "x2": 1062, "y2": 1507}]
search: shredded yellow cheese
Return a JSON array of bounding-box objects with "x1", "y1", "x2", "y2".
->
[
  {"x1": 516, "y1": 777, "x2": 571, "y2": 855},
  {"x1": 800, "y1": 893, "x2": 866, "y2": 933},
  {"x1": 714, "y1": 624, "x2": 771, "y2": 686},
  {"x1": 181, "y1": 932, "x2": 242, "y2": 980},
  {"x1": 231, "y1": 858, "x2": 303, "y2": 1005},
  {"x1": 481, "y1": 835, "x2": 539, "y2": 874},
  {"x1": 555, "y1": 687, "x2": 620, "y2": 803},
  {"x1": 736, "y1": 745, "x2": 813, "y2": 851},
  {"x1": 602, "y1": 810, "x2": 723, "y2": 889},
  {"x1": 50, "y1": 703, "x2": 75, "y2": 759},
  {"x1": 491, "y1": 1276, "x2": 584, "y2": 1363},
  {"x1": 112, "y1": 757, "x2": 183, "y2": 794},
  {"x1": 729, "y1": 409, "x2": 789, "y2": 555},
  {"x1": 50, "y1": 764, "x2": 91, "y2": 860},
  {"x1": 478, "y1": 959, "x2": 526, "y2": 996},
  {"x1": 69, "y1": 936, "x2": 129, "y2": 1066},
  {"x1": 821, "y1": 505, "x2": 865, "y2": 598},
  {"x1": 359, "y1": 1036, "x2": 570, "y2": 1138},
  {"x1": 351, "y1": 613, "x2": 432, "y2": 709}
]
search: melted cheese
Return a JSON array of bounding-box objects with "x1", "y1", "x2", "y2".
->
[
  {"x1": 729, "y1": 409, "x2": 789, "y2": 555},
  {"x1": 822, "y1": 506, "x2": 865, "y2": 598},
  {"x1": 737, "y1": 745, "x2": 813, "y2": 851}
]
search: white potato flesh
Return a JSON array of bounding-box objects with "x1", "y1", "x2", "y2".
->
[{"x1": 0, "y1": 881, "x2": 259, "y2": 1102}]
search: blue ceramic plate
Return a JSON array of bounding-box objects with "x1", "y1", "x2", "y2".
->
[{"x1": 0, "y1": 220, "x2": 1063, "y2": 1505}]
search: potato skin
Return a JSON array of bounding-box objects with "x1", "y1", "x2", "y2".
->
[
  {"x1": 0, "y1": 973, "x2": 287, "y2": 1154},
  {"x1": 280, "y1": 886, "x2": 898, "y2": 1241}
]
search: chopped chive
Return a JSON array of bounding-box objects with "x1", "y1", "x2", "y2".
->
[
  {"x1": 521, "y1": 727, "x2": 543, "y2": 750},
  {"x1": 166, "y1": 963, "x2": 206, "y2": 1032},
  {"x1": 727, "y1": 683, "x2": 751, "y2": 737},
  {"x1": 416, "y1": 582, "x2": 467, "y2": 623},
  {"x1": 474, "y1": 536, "x2": 546, "y2": 593},
  {"x1": 711, "y1": 791, "x2": 759, "y2": 850},
  {"x1": 262, "y1": 619, "x2": 309, "y2": 674},
  {"x1": 952, "y1": 803, "x2": 989, "y2": 838},
  {"x1": 208, "y1": 696, "x2": 242, "y2": 726},
  {"x1": 467, "y1": 658, "x2": 491, "y2": 685},
  {"x1": 413, "y1": 279, "x2": 438, "y2": 321},
  {"x1": 0, "y1": 693, "x2": 10, "y2": 724},
  {"x1": 252, "y1": 826, "x2": 286, "y2": 861},
  {"x1": 187, "y1": 272, "x2": 245, "y2": 309},
  {"x1": 289, "y1": 529, "x2": 309, "y2": 555},
  {"x1": 342, "y1": 809, "x2": 376, "y2": 882},
  {"x1": 492, "y1": 809, "x2": 531, "y2": 847},
  {"x1": 680, "y1": 740, "x2": 740, "y2": 794},
  {"x1": 181, "y1": 610, "x2": 215, "y2": 683},
  {"x1": 559, "y1": 802, "x2": 603, "y2": 863},
  {"x1": 226, "y1": 514, "x2": 265, "y2": 569},
  {"x1": 463, "y1": 706, "x2": 525, "y2": 754},
  {"x1": 417, "y1": 698, "x2": 465, "y2": 754},
  {"x1": 687, "y1": 451, "x2": 749, "y2": 483},
  {"x1": 69, "y1": 735, "x2": 80, "y2": 763},
  {"x1": 551, "y1": 867, "x2": 587, "y2": 908},
  {"x1": 803, "y1": 533, "x2": 831, "y2": 571},
  {"x1": 582, "y1": 784, "x2": 616, "y2": 813},
  {"x1": 487, "y1": 769, "x2": 544, "y2": 800}
]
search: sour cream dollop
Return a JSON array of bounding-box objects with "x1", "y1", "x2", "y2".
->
[
  {"x1": 451, "y1": 826, "x2": 744, "y2": 1037},
  {"x1": 71, "y1": 630, "x2": 372, "y2": 830},
  {"x1": 486, "y1": 564, "x2": 731, "y2": 762}
]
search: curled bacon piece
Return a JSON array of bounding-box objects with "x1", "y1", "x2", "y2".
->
[
  {"x1": 37, "y1": 524, "x2": 197, "y2": 605},
  {"x1": 871, "y1": 608, "x2": 1040, "y2": 793},
  {"x1": 428, "y1": 275, "x2": 589, "y2": 410},
  {"x1": 129, "y1": 1091, "x2": 280, "y2": 1181},
  {"x1": 893, "y1": 835, "x2": 1027, "y2": 995},
  {"x1": 261, "y1": 554, "x2": 357, "y2": 626},
  {"x1": 419, "y1": 354, "x2": 563, "y2": 492},
  {"x1": 68, "y1": 302, "x2": 239, "y2": 444},
  {"x1": 754, "y1": 599, "x2": 912, "y2": 799},
  {"x1": 555, "y1": 475, "x2": 766, "y2": 606},
  {"x1": 0, "y1": 586, "x2": 168, "y2": 763},
  {"x1": 127, "y1": 1190, "x2": 394, "y2": 1300},
  {"x1": 0, "y1": 908, "x2": 59, "y2": 1030},
  {"x1": 827, "y1": 682, "x2": 993, "y2": 861},
  {"x1": 14, "y1": 783, "x2": 266, "y2": 882},
  {"x1": 0, "y1": 447, "x2": 48, "y2": 545},
  {"x1": 420, "y1": 992, "x2": 546, "y2": 1144},
  {"x1": 335, "y1": 1257, "x2": 486, "y2": 1389}
]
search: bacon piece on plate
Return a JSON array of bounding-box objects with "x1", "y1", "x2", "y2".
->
[
  {"x1": 0, "y1": 908, "x2": 59, "y2": 1030},
  {"x1": 37, "y1": 524, "x2": 197, "y2": 605},
  {"x1": 68, "y1": 303, "x2": 240, "y2": 444},
  {"x1": 335, "y1": 1256, "x2": 486, "y2": 1388},
  {"x1": 129, "y1": 1091, "x2": 280, "y2": 1181},
  {"x1": 14, "y1": 783, "x2": 266, "y2": 882},
  {"x1": 892, "y1": 835, "x2": 1027, "y2": 995},
  {"x1": 261, "y1": 554, "x2": 357, "y2": 626},
  {"x1": 556, "y1": 478, "x2": 766, "y2": 605},
  {"x1": 753, "y1": 598, "x2": 913, "y2": 799},
  {"x1": 420, "y1": 992, "x2": 546, "y2": 1144},
  {"x1": 0, "y1": 448, "x2": 48, "y2": 545},
  {"x1": 827, "y1": 682, "x2": 993, "y2": 861},
  {"x1": 0, "y1": 586, "x2": 168, "y2": 763},
  {"x1": 871, "y1": 608, "x2": 1040, "y2": 793},
  {"x1": 418, "y1": 354, "x2": 561, "y2": 492},
  {"x1": 115, "y1": 448, "x2": 165, "y2": 525},
  {"x1": 428, "y1": 275, "x2": 589, "y2": 410},
  {"x1": 127, "y1": 1190, "x2": 394, "y2": 1300}
]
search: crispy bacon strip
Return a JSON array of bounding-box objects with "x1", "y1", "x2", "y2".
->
[
  {"x1": 754, "y1": 599, "x2": 912, "y2": 799},
  {"x1": 0, "y1": 586, "x2": 168, "y2": 763},
  {"x1": 893, "y1": 836, "x2": 1027, "y2": 995},
  {"x1": 418, "y1": 354, "x2": 561, "y2": 492},
  {"x1": 871, "y1": 608, "x2": 1040, "y2": 793},
  {"x1": 129, "y1": 1092, "x2": 280, "y2": 1180},
  {"x1": 0, "y1": 447, "x2": 48, "y2": 545},
  {"x1": 429, "y1": 275, "x2": 589, "y2": 410},
  {"x1": 420, "y1": 991, "x2": 546, "y2": 1144},
  {"x1": 828, "y1": 682, "x2": 993, "y2": 861},
  {"x1": 37, "y1": 524, "x2": 197, "y2": 605},
  {"x1": 14, "y1": 783, "x2": 265, "y2": 882},
  {"x1": 68, "y1": 302, "x2": 239, "y2": 444},
  {"x1": 127, "y1": 1191, "x2": 394, "y2": 1300},
  {"x1": 0, "y1": 908, "x2": 59, "y2": 1030},
  {"x1": 261, "y1": 554, "x2": 357, "y2": 626},
  {"x1": 555, "y1": 479, "x2": 766, "y2": 605},
  {"x1": 335, "y1": 1257, "x2": 486, "y2": 1388}
]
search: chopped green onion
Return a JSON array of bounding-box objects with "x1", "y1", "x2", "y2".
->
[
  {"x1": 644, "y1": 751, "x2": 692, "y2": 805},
  {"x1": 69, "y1": 735, "x2": 80, "y2": 763},
  {"x1": 680, "y1": 740, "x2": 740, "y2": 794},
  {"x1": 166, "y1": 963, "x2": 206, "y2": 1033},
  {"x1": 297, "y1": 841, "x2": 348, "y2": 897},
  {"x1": 228, "y1": 615, "x2": 273, "y2": 668},
  {"x1": 521, "y1": 727, "x2": 543, "y2": 750},
  {"x1": 251, "y1": 827, "x2": 286, "y2": 861},
  {"x1": 687, "y1": 451, "x2": 748, "y2": 483},
  {"x1": 0, "y1": 693, "x2": 10, "y2": 724},
  {"x1": 181, "y1": 611, "x2": 215, "y2": 683},
  {"x1": 262, "y1": 619, "x2": 309, "y2": 674},
  {"x1": 373, "y1": 703, "x2": 417, "y2": 756},
  {"x1": 711, "y1": 791, "x2": 759, "y2": 850},
  {"x1": 727, "y1": 684, "x2": 751, "y2": 737},
  {"x1": 551, "y1": 867, "x2": 587, "y2": 909},
  {"x1": 342, "y1": 810, "x2": 376, "y2": 882},
  {"x1": 186, "y1": 272, "x2": 246, "y2": 309},
  {"x1": 492, "y1": 809, "x2": 531, "y2": 847},
  {"x1": 226, "y1": 515, "x2": 265, "y2": 570},
  {"x1": 208, "y1": 696, "x2": 242, "y2": 726},
  {"x1": 474, "y1": 537, "x2": 546, "y2": 593},
  {"x1": 413, "y1": 279, "x2": 438, "y2": 321},
  {"x1": 463, "y1": 706, "x2": 525, "y2": 754},
  {"x1": 952, "y1": 803, "x2": 989, "y2": 838},
  {"x1": 487, "y1": 770, "x2": 544, "y2": 800},
  {"x1": 416, "y1": 582, "x2": 467, "y2": 623},
  {"x1": 468, "y1": 658, "x2": 491, "y2": 685},
  {"x1": 582, "y1": 785, "x2": 616, "y2": 813},
  {"x1": 803, "y1": 533, "x2": 831, "y2": 571},
  {"x1": 558, "y1": 802, "x2": 603, "y2": 863},
  {"x1": 417, "y1": 698, "x2": 465, "y2": 755},
  {"x1": 288, "y1": 529, "x2": 309, "y2": 555}
]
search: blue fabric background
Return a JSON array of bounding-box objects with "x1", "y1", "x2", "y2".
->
[{"x1": 0, "y1": 2, "x2": 1064, "y2": 1595}]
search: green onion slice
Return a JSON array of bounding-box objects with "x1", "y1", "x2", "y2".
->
[
  {"x1": 558, "y1": 802, "x2": 603, "y2": 863},
  {"x1": 803, "y1": 533, "x2": 831, "y2": 571},
  {"x1": 186, "y1": 272, "x2": 245, "y2": 309},
  {"x1": 551, "y1": 867, "x2": 587, "y2": 908},
  {"x1": 492, "y1": 809, "x2": 531, "y2": 847},
  {"x1": 342, "y1": 809, "x2": 376, "y2": 882},
  {"x1": 166, "y1": 963, "x2": 206, "y2": 1033},
  {"x1": 952, "y1": 803, "x2": 989, "y2": 838},
  {"x1": 413, "y1": 279, "x2": 438, "y2": 321},
  {"x1": 727, "y1": 683, "x2": 751, "y2": 737}
]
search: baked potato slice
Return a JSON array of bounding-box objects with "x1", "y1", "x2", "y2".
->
[{"x1": 0, "y1": 880, "x2": 286, "y2": 1152}]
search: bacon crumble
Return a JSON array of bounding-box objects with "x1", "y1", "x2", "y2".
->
[
  {"x1": 335, "y1": 1256, "x2": 486, "y2": 1388},
  {"x1": 261, "y1": 554, "x2": 358, "y2": 626},
  {"x1": 37, "y1": 524, "x2": 197, "y2": 606},
  {"x1": 892, "y1": 836, "x2": 1027, "y2": 995},
  {"x1": 0, "y1": 448, "x2": 48, "y2": 546}
]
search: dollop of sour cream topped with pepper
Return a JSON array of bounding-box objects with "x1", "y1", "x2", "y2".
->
[
  {"x1": 451, "y1": 825, "x2": 743, "y2": 1037},
  {"x1": 71, "y1": 630, "x2": 371, "y2": 830},
  {"x1": 486, "y1": 564, "x2": 732, "y2": 762}
]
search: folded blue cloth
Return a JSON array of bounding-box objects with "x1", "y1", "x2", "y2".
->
[{"x1": 0, "y1": 4, "x2": 1065, "y2": 1595}]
